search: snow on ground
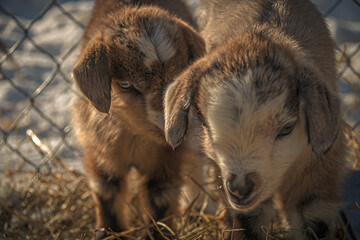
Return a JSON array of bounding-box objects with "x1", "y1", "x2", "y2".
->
[{"x1": 0, "y1": 0, "x2": 359, "y2": 173}]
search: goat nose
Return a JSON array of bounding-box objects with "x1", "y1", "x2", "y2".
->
[{"x1": 225, "y1": 172, "x2": 254, "y2": 200}]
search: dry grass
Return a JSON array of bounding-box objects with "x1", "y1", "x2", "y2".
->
[
  {"x1": 346, "y1": 123, "x2": 360, "y2": 169},
  {"x1": 0, "y1": 127, "x2": 359, "y2": 240},
  {"x1": 0, "y1": 170, "x2": 358, "y2": 240},
  {"x1": 0, "y1": 165, "x2": 230, "y2": 239},
  {"x1": 0, "y1": 170, "x2": 94, "y2": 239}
]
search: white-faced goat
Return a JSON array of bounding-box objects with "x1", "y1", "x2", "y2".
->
[{"x1": 164, "y1": 0, "x2": 348, "y2": 239}]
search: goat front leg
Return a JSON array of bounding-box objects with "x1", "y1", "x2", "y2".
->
[
  {"x1": 85, "y1": 157, "x2": 130, "y2": 240},
  {"x1": 144, "y1": 169, "x2": 183, "y2": 238},
  {"x1": 229, "y1": 199, "x2": 275, "y2": 240},
  {"x1": 287, "y1": 200, "x2": 338, "y2": 240}
]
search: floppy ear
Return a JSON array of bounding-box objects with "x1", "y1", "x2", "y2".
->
[
  {"x1": 163, "y1": 24, "x2": 204, "y2": 149},
  {"x1": 298, "y1": 66, "x2": 341, "y2": 156},
  {"x1": 164, "y1": 67, "x2": 198, "y2": 149},
  {"x1": 73, "y1": 36, "x2": 111, "y2": 113}
]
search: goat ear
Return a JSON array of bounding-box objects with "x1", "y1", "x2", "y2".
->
[
  {"x1": 73, "y1": 36, "x2": 111, "y2": 113},
  {"x1": 298, "y1": 66, "x2": 341, "y2": 156},
  {"x1": 164, "y1": 67, "x2": 197, "y2": 149},
  {"x1": 163, "y1": 23, "x2": 204, "y2": 149}
]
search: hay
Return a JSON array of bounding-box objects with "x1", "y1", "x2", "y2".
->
[
  {"x1": 346, "y1": 122, "x2": 360, "y2": 169},
  {"x1": 0, "y1": 128, "x2": 359, "y2": 240},
  {"x1": 0, "y1": 168, "x2": 356, "y2": 240},
  {"x1": 0, "y1": 170, "x2": 94, "y2": 239},
  {"x1": 0, "y1": 168, "x2": 229, "y2": 240}
]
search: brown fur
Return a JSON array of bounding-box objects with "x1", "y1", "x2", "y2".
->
[
  {"x1": 164, "y1": 0, "x2": 348, "y2": 239},
  {"x1": 72, "y1": 0, "x2": 206, "y2": 238}
]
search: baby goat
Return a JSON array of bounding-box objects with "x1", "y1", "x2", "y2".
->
[
  {"x1": 164, "y1": 0, "x2": 348, "y2": 239},
  {"x1": 72, "y1": 0, "x2": 205, "y2": 238}
]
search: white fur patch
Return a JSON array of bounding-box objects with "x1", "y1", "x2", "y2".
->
[
  {"x1": 137, "y1": 36, "x2": 158, "y2": 68},
  {"x1": 137, "y1": 24, "x2": 176, "y2": 68},
  {"x1": 206, "y1": 70, "x2": 307, "y2": 206}
]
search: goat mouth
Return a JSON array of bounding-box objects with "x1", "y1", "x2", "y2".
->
[{"x1": 225, "y1": 187, "x2": 260, "y2": 211}]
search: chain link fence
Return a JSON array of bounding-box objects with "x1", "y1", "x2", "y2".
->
[
  {"x1": 0, "y1": 0, "x2": 359, "y2": 238},
  {"x1": 1, "y1": 0, "x2": 359, "y2": 176},
  {"x1": 0, "y1": 0, "x2": 90, "y2": 174},
  {"x1": 0, "y1": 1, "x2": 95, "y2": 237}
]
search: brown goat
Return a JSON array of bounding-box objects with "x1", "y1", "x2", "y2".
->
[
  {"x1": 72, "y1": 0, "x2": 206, "y2": 238},
  {"x1": 164, "y1": 0, "x2": 348, "y2": 239}
]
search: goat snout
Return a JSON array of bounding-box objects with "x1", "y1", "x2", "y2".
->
[{"x1": 225, "y1": 172, "x2": 259, "y2": 209}]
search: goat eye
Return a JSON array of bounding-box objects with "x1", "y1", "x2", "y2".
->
[
  {"x1": 276, "y1": 122, "x2": 296, "y2": 140},
  {"x1": 118, "y1": 81, "x2": 132, "y2": 89}
]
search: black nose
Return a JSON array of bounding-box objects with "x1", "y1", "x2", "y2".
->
[{"x1": 225, "y1": 173, "x2": 254, "y2": 203}]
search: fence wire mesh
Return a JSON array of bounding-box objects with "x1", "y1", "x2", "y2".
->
[
  {"x1": 0, "y1": 0, "x2": 89, "y2": 174},
  {"x1": 0, "y1": 0, "x2": 359, "y2": 178},
  {"x1": 0, "y1": 0, "x2": 359, "y2": 239}
]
